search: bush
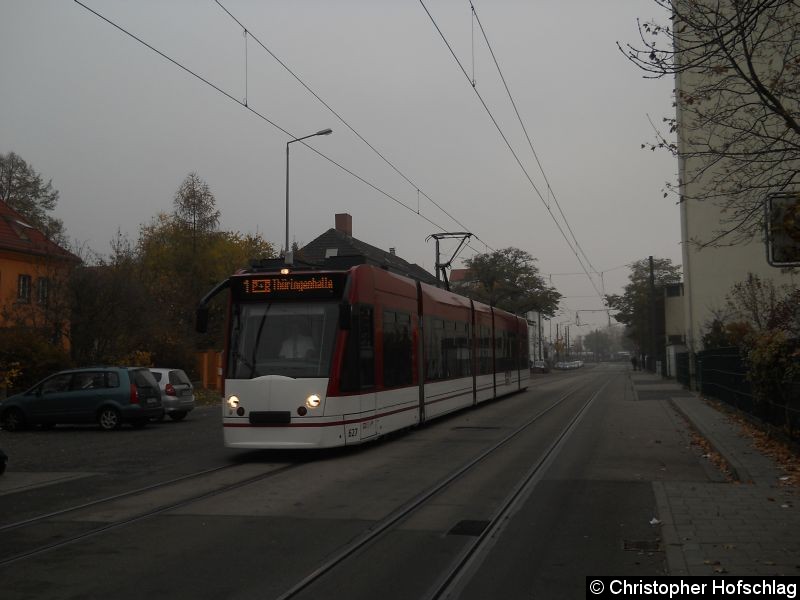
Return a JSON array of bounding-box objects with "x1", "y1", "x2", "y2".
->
[{"x1": 0, "y1": 328, "x2": 72, "y2": 394}]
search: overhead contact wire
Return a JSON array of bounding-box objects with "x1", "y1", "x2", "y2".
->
[
  {"x1": 214, "y1": 0, "x2": 494, "y2": 255},
  {"x1": 470, "y1": 1, "x2": 600, "y2": 277},
  {"x1": 73, "y1": 1, "x2": 455, "y2": 237},
  {"x1": 419, "y1": 0, "x2": 603, "y2": 299}
]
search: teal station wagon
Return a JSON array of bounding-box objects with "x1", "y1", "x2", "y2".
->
[{"x1": 0, "y1": 367, "x2": 163, "y2": 431}]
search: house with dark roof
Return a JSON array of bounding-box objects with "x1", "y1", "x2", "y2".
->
[
  {"x1": 252, "y1": 213, "x2": 439, "y2": 286},
  {"x1": 0, "y1": 198, "x2": 79, "y2": 345}
]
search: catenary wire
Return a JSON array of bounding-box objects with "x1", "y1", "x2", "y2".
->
[
  {"x1": 418, "y1": 0, "x2": 605, "y2": 301},
  {"x1": 73, "y1": 1, "x2": 474, "y2": 249},
  {"x1": 470, "y1": 1, "x2": 600, "y2": 276},
  {"x1": 214, "y1": 0, "x2": 494, "y2": 255}
]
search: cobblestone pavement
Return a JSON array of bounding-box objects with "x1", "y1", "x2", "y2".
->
[{"x1": 629, "y1": 372, "x2": 800, "y2": 576}]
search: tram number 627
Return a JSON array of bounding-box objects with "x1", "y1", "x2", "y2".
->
[{"x1": 347, "y1": 427, "x2": 359, "y2": 438}]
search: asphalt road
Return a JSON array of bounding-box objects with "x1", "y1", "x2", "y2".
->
[
  {"x1": 0, "y1": 365, "x2": 714, "y2": 599},
  {"x1": 0, "y1": 404, "x2": 242, "y2": 524}
]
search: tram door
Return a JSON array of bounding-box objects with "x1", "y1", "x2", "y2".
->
[{"x1": 346, "y1": 305, "x2": 376, "y2": 443}]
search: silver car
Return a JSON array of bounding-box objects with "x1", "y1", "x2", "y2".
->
[{"x1": 149, "y1": 368, "x2": 195, "y2": 421}]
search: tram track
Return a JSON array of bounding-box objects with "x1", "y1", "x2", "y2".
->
[
  {"x1": 0, "y1": 463, "x2": 233, "y2": 533},
  {"x1": 427, "y1": 375, "x2": 616, "y2": 599},
  {"x1": 1, "y1": 369, "x2": 613, "y2": 593},
  {"x1": 0, "y1": 460, "x2": 301, "y2": 567},
  {"x1": 274, "y1": 372, "x2": 613, "y2": 600}
]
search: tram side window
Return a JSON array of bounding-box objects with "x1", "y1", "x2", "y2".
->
[
  {"x1": 383, "y1": 310, "x2": 412, "y2": 388},
  {"x1": 456, "y1": 321, "x2": 471, "y2": 377},
  {"x1": 340, "y1": 305, "x2": 375, "y2": 392},
  {"x1": 477, "y1": 325, "x2": 492, "y2": 375},
  {"x1": 443, "y1": 320, "x2": 456, "y2": 378},
  {"x1": 425, "y1": 318, "x2": 471, "y2": 380},
  {"x1": 519, "y1": 329, "x2": 529, "y2": 369},
  {"x1": 509, "y1": 331, "x2": 519, "y2": 371},
  {"x1": 424, "y1": 317, "x2": 444, "y2": 381},
  {"x1": 501, "y1": 330, "x2": 519, "y2": 371},
  {"x1": 443, "y1": 320, "x2": 471, "y2": 378},
  {"x1": 497, "y1": 329, "x2": 510, "y2": 372}
]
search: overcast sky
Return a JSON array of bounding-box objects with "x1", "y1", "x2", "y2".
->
[{"x1": 1, "y1": 0, "x2": 680, "y2": 332}]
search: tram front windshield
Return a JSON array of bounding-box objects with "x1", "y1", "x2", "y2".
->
[{"x1": 228, "y1": 302, "x2": 338, "y2": 379}]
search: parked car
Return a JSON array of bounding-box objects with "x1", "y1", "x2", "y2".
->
[
  {"x1": 0, "y1": 367, "x2": 163, "y2": 431},
  {"x1": 531, "y1": 360, "x2": 550, "y2": 374},
  {"x1": 149, "y1": 368, "x2": 195, "y2": 421}
]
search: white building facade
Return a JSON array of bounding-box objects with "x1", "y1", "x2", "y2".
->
[{"x1": 674, "y1": 1, "x2": 799, "y2": 358}]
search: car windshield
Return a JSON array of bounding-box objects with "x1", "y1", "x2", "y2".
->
[{"x1": 228, "y1": 301, "x2": 338, "y2": 379}]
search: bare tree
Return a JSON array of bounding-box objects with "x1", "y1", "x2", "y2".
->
[{"x1": 620, "y1": 0, "x2": 800, "y2": 246}]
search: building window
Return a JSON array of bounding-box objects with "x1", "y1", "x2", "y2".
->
[
  {"x1": 17, "y1": 274, "x2": 32, "y2": 303},
  {"x1": 665, "y1": 283, "x2": 684, "y2": 297},
  {"x1": 37, "y1": 277, "x2": 50, "y2": 306}
]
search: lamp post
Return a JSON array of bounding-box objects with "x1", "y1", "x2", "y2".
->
[{"x1": 285, "y1": 128, "x2": 333, "y2": 257}]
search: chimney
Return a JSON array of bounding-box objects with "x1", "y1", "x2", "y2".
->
[
  {"x1": 389, "y1": 248, "x2": 396, "y2": 255},
  {"x1": 335, "y1": 213, "x2": 352, "y2": 237}
]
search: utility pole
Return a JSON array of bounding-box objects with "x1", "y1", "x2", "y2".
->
[
  {"x1": 556, "y1": 323, "x2": 560, "y2": 363},
  {"x1": 538, "y1": 313, "x2": 543, "y2": 361},
  {"x1": 566, "y1": 325, "x2": 570, "y2": 358},
  {"x1": 649, "y1": 255, "x2": 657, "y2": 373}
]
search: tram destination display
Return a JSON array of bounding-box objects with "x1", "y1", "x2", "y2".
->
[{"x1": 231, "y1": 273, "x2": 347, "y2": 301}]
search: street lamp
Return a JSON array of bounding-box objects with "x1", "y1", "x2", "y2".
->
[{"x1": 285, "y1": 128, "x2": 333, "y2": 258}]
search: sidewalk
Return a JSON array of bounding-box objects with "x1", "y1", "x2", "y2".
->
[{"x1": 629, "y1": 371, "x2": 800, "y2": 576}]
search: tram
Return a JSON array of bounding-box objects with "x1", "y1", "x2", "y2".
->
[{"x1": 198, "y1": 262, "x2": 529, "y2": 449}]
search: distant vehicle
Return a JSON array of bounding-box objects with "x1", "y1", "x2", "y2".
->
[
  {"x1": 149, "y1": 368, "x2": 195, "y2": 421},
  {"x1": 0, "y1": 367, "x2": 163, "y2": 431},
  {"x1": 0, "y1": 448, "x2": 7, "y2": 475},
  {"x1": 555, "y1": 361, "x2": 583, "y2": 370},
  {"x1": 531, "y1": 360, "x2": 550, "y2": 373}
]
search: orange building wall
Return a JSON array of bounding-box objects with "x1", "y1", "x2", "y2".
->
[{"x1": 0, "y1": 248, "x2": 73, "y2": 347}]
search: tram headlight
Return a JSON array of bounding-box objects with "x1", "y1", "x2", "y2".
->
[
  {"x1": 227, "y1": 395, "x2": 240, "y2": 409},
  {"x1": 305, "y1": 394, "x2": 321, "y2": 409}
]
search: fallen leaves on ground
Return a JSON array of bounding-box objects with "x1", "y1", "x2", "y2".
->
[
  {"x1": 683, "y1": 420, "x2": 736, "y2": 481},
  {"x1": 706, "y1": 398, "x2": 800, "y2": 489}
]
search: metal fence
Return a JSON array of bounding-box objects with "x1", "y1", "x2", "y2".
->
[
  {"x1": 693, "y1": 347, "x2": 800, "y2": 441},
  {"x1": 696, "y1": 347, "x2": 755, "y2": 413},
  {"x1": 675, "y1": 352, "x2": 690, "y2": 388}
]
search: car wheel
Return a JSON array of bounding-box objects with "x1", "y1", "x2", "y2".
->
[
  {"x1": 1, "y1": 408, "x2": 26, "y2": 432},
  {"x1": 98, "y1": 407, "x2": 122, "y2": 431},
  {"x1": 169, "y1": 411, "x2": 187, "y2": 422}
]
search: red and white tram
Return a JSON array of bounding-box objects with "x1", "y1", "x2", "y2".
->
[{"x1": 199, "y1": 263, "x2": 529, "y2": 449}]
